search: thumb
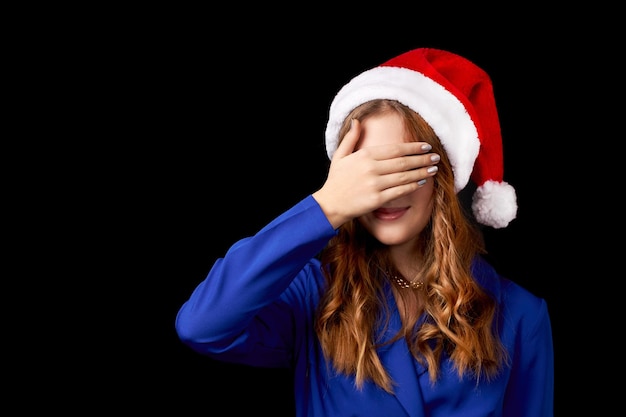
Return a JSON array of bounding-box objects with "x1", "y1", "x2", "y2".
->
[{"x1": 332, "y1": 119, "x2": 360, "y2": 160}]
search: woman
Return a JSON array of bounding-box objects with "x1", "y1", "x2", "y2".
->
[{"x1": 175, "y1": 48, "x2": 554, "y2": 416}]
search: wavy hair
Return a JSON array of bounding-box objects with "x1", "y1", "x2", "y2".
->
[{"x1": 315, "y1": 99, "x2": 508, "y2": 393}]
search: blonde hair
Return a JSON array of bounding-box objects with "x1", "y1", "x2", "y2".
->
[{"x1": 315, "y1": 99, "x2": 508, "y2": 393}]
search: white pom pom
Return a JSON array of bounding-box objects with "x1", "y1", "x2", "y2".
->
[{"x1": 471, "y1": 180, "x2": 517, "y2": 228}]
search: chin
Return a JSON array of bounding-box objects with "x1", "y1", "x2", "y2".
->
[{"x1": 371, "y1": 232, "x2": 413, "y2": 246}]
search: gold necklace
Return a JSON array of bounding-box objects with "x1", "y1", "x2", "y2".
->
[{"x1": 389, "y1": 272, "x2": 425, "y2": 290}]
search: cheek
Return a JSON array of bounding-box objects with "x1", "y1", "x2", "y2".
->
[
  {"x1": 409, "y1": 186, "x2": 436, "y2": 221},
  {"x1": 410, "y1": 181, "x2": 435, "y2": 203}
]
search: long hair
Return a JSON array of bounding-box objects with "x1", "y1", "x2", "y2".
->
[{"x1": 315, "y1": 99, "x2": 508, "y2": 393}]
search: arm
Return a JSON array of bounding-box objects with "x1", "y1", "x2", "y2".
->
[
  {"x1": 175, "y1": 195, "x2": 335, "y2": 366},
  {"x1": 504, "y1": 297, "x2": 555, "y2": 417}
]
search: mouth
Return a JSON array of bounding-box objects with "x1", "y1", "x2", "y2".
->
[{"x1": 373, "y1": 207, "x2": 408, "y2": 220}]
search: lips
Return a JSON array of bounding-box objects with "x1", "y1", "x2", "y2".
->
[{"x1": 373, "y1": 207, "x2": 408, "y2": 220}]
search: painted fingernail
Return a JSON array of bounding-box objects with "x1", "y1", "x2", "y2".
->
[
  {"x1": 430, "y1": 154, "x2": 440, "y2": 162},
  {"x1": 427, "y1": 166, "x2": 438, "y2": 173},
  {"x1": 417, "y1": 179, "x2": 427, "y2": 186},
  {"x1": 421, "y1": 144, "x2": 432, "y2": 151}
]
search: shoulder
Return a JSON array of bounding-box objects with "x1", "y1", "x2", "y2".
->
[
  {"x1": 472, "y1": 256, "x2": 549, "y2": 321},
  {"x1": 472, "y1": 256, "x2": 552, "y2": 349}
]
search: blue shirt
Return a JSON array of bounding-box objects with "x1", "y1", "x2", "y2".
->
[{"x1": 176, "y1": 195, "x2": 554, "y2": 416}]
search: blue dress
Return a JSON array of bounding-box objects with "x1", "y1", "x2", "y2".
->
[{"x1": 176, "y1": 195, "x2": 554, "y2": 416}]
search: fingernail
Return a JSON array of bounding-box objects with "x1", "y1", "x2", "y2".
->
[
  {"x1": 430, "y1": 154, "x2": 440, "y2": 162},
  {"x1": 427, "y1": 166, "x2": 438, "y2": 173},
  {"x1": 417, "y1": 179, "x2": 427, "y2": 186},
  {"x1": 421, "y1": 144, "x2": 432, "y2": 151}
]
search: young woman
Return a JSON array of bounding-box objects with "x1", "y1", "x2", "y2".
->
[{"x1": 175, "y1": 48, "x2": 554, "y2": 416}]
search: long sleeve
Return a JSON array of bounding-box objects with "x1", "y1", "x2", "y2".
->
[
  {"x1": 175, "y1": 195, "x2": 336, "y2": 367},
  {"x1": 501, "y1": 285, "x2": 554, "y2": 417}
]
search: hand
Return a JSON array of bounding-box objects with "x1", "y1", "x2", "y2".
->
[{"x1": 312, "y1": 119, "x2": 440, "y2": 229}]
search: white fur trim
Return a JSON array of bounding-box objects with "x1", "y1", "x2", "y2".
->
[
  {"x1": 325, "y1": 66, "x2": 480, "y2": 192},
  {"x1": 471, "y1": 180, "x2": 517, "y2": 228}
]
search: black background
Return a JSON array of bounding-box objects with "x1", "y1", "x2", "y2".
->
[{"x1": 50, "y1": 14, "x2": 597, "y2": 416}]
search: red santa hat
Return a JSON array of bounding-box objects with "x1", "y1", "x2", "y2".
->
[{"x1": 325, "y1": 47, "x2": 517, "y2": 228}]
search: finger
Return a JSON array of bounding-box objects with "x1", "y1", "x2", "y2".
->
[
  {"x1": 379, "y1": 179, "x2": 430, "y2": 201},
  {"x1": 332, "y1": 119, "x2": 361, "y2": 160},
  {"x1": 374, "y1": 152, "x2": 441, "y2": 175},
  {"x1": 364, "y1": 142, "x2": 434, "y2": 161},
  {"x1": 379, "y1": 163, "x2": 439, "y2": 190}
]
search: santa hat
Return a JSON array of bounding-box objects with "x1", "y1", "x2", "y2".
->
[{"x1": 325, "y1": 48, "x2": 517, "y2": 228}]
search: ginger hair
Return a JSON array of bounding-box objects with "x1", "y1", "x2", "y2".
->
[{"x1": 315, "y1": 99, "x2": 508, "y2": 393}]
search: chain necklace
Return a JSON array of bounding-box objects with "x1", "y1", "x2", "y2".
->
[{"x1": 388, "y1": 272, "x2": 425, "y2": 290}]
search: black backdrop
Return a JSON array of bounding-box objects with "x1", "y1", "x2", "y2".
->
[{"x1": 110, "y1": 24, "x2": 585, "y2": 416}]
